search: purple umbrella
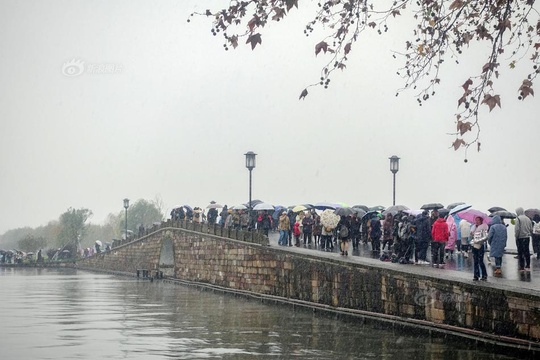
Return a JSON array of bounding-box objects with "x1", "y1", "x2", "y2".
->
[{"x1": 456, "y1": 209, "x2": 491, "y2": 225}]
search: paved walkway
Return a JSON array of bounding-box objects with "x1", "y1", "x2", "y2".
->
[{"x1": 267, "y1": 232, "x2": 540, "y2": 295}]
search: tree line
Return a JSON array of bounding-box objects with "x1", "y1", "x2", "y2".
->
[{"x1": 0, "y1": 198, "x2": 164, "y2": 254}]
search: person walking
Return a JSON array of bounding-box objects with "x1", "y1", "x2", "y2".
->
[
  {"x1": 531, "y1": 214, "x2": 540, "y2": 260},
  {"x1": 302, "y1": 212, "x2": 315, "y2": 247},
  {"x1": 515, "y1": 207, "x2": 533, "y2": 271},
  {"x1": 382, "y1": 213, "x2": 394, "y2": 252},
  {"x1": 277, "y1": 211, "x2": 290, "y2": 246},
  {"x1": 459, "y1": 217, "x2": 471, "y2": 258},
  {"x1": 445, "y1": 215, "x2": 457, "y2": 259},
  {"x1": 369, "y1": 215, "x2": 382, "y2": 256},
  {"x1": 415, "y1": 210, "x2": 431, "y2": 264},
  {"x1": 487, "y1": 215, "x2": 507, "y2": 276},
  {"x1": 471, "y1": 216, "x2": 489, "y2": 281},
  {"x1": 337, "y1": 215, "x2": 351, "y2": 256},
  {"x1": 431, "y1": 213, "x2": 449, "y2": 268}
]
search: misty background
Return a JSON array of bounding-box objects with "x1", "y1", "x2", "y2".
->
[{"x1": 1, "y1": 0, "x2": 539, "y2": 241}]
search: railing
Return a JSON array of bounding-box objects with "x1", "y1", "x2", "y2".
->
[{"x1": 111, "y1": 219, "x2": 270, "y2": 248}]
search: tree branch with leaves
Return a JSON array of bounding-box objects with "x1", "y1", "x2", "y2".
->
[{"x1": 192, "y1": 0, "x2": 540, "y2": 153}]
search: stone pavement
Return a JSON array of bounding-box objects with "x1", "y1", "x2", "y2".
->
[{"x1": 268, "y1": 232, "x2": 540, "y2": 295}]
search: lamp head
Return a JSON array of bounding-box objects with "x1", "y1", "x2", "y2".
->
[{"x1": 389, "y1": 155, "x2": 400, "y2": 174}]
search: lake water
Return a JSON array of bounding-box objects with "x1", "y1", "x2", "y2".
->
[{"x1": 0, "y1": 267, "x2": 520, "y2": 359}]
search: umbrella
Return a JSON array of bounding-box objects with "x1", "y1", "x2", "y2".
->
[
  {"x1": 232, "y1": 204, "x2": 247, "y2": 210},
  {"x1": 206, "y1": 202, "x2": 223, "y2": 209},
  {"x1": 489, "y1": 210, "x2": 516, "y2": 219},
  {"x1": 334, "y1": 207, "x2": 354, "y2": 216},
  {"x1": 352, "y1": 208, "x2": 366, "y2": 217},
  {"x1": 183, "y1": 205, "x2": 193, "y2": 212},
  {"x1": 525, "y1": 208, "x2": 540, "y2": 219},
  {"x1": 361, "y1": 210, "x2": 380, "y2": 221},
  {"x1": 369, "y1": 205, "x2": 386, "y2": 212},
  {"x1": 449, "y1": 203, "x2": 472, "y2": 215},
  {"x1": 455, "y1": 209, "x2": 491, "y2": 225},
  {"x1": 292, "y1": 205, "x2": 308, "y2": 213},
  {"x1": 334, "y1": 202, "x2": 350, "y2": 208},
  {"x1": 420, "y1": 203, "x2": 444, "y2": 210},
  {"x1": 438, "y1": 209, "x2": 450, "y2": 217},
  {"x1": 382, "y1": 205, "x2": 409, "y2": 216},
  {"x1": 352, "y1": 205, "x2": 369, "y2": 212},
  {"x1": 314, "y1": 202, "x2": 337, "y2": 210},
  {"x1": 244, "y1": 199, "x2": 263, "y2": 208},
  {"x1": 95, "y1": 240, "x2": 103, "y2": 247},
  {"x1": 320, "y1": 209, "x2": 340, "y2": 229},
  {"x1": 403, "y1": 209, "x2": 423, "y2": 216},
  {"x1": 487, "y1": 206, "x2": 507, "y2": 213},
  {"x1": 446, "y1": 202, "x2": 465, "y2": 210},
  {"x1": 253, "y1": 203, "x2": 275, "y2": 211}
]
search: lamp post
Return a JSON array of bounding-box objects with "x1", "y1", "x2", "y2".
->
[
  {"x1": 123, "y1": 198, "x2": 129, "y2": 240},
  {"x1": 245, "y1": 151, "x2": 257, "y2": 229},
  {"x1": 389, "y1": 156, "x2": 400, "y2": 206}
]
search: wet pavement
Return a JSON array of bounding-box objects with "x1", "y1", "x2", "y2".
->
[{"x1": 267, "y1": 232, "x2": 540, "y2": 295}]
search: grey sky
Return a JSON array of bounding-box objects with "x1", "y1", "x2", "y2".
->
[{"x1": 1, "y1": 1, "x2": 539, "y2": 234}]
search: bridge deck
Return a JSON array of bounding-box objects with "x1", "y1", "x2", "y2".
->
[{"x1": 267, "y1": 232, "x2": 540, "y2": 295}]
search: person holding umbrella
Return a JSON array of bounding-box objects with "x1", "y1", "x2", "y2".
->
[
  {"x1": 532, "y1": 214, "x2": 540, "y2": 260},
  {"x1": 277, "y1": 210, "x2": 290, "y2": 246},
  {"x1": 337, "y1": 215, "x2": 351, "y2": 256},
  {"x1": 431, "y1": 212, "x2": 449, "y2": 268},
  {"x1": 471, "y1": 216, "x2": 489, "y2": 281},
  {"x1": 487, "y1": 215, "x2": 507, "y2": 276},
  {"x1": 415, "y1": 210, "x2": 431, "y2": 265},
  {"x1": 515, "y1": 207, "x2": 533, "y2": 271}
]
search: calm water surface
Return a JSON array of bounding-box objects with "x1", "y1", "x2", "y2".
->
[{"x1": 0, "y1": 267, "x2": 519, "y2": 359}]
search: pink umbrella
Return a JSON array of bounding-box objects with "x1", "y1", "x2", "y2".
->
[{"x1": 456, "y1": 208, "x2": 491, "y2": 225}]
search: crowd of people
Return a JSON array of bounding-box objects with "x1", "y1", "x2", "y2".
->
[{"x1": 171, "y1": 204, "x2": 540, "y2": 282}]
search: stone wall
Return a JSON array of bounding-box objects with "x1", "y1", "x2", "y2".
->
[{"x1": 78, "y1": 226, "x2": 540, "y2": 350}]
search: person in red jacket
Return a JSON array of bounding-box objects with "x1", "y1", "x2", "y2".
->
[{"x1": 431, "y1": 213, "x2": 449, "y2": 268}]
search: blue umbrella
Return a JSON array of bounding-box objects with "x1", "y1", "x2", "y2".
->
[
  {"x1": 183, "y1": 205, "x2": 193, "y2": 212},
  {"x1": 314, "y1": 202, "x2": 337, "y2": 210}
]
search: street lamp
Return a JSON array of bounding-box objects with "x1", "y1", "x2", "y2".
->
[
  {"x1": 245, "y1": 151, "x2": 257, "y2": 229},
  {"x1": 389, "y1": 156, "x2": 400, "y2": 206},
  {"x1": 123, "y1": 198, "x2": 129, "y2": 240}
]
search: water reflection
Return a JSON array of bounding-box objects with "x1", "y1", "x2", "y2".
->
[{"x1": 0, "y1": 267, "x2": 520, "y2": 359}]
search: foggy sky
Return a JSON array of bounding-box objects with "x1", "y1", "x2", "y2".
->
[{"x1": 1, "y1": 0, "x2": 539, "y2": 234}]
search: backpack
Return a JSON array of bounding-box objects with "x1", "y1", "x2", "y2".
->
[
  {"x1": 533, "y1": 221, "x2": 540, "y2": 235},
  {"x1": 339, "y1": 224, "x2": 349, "y2": 238}
]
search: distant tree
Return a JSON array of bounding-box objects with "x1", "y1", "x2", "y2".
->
[
  {"x1": 18, "y1": 234, "x2": 48, "y2": 253},
  {"x1": 123, "y1": 199, "x2": 164, "y2": 235},
  {"x1": 0, "y1": 227, "x2": 35, "y2": 250},
  {"x1": 195, "y1": 0, "x2": 540, "y2": 151},
  {"x1": 57, "y1": 208, "x2": 93, "y2": 251}
]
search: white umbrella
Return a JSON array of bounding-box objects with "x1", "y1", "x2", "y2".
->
[
  {"x1": 95, "y1": 240, "x2": 103, "y2": 247},
  {"x1": 449, "y1": 203, "x2": 472, "y2": 216},
  {"x1": 253, "y1": 203, "x2": 274, "y2": 211},
  {"x1": 232, "y1": 204, "x2": 247, "y2": 210},
  {"x1": 320, "y1": 209, "x2": 340, "y2": 229}
]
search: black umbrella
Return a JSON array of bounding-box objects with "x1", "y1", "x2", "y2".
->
[
  {"x1": 352, "y1": 205, "x2": 369, "y2": 212},
  {"x1": 438, "y1": 209, "x2": 450, "y2": 217},
  {"x1": 489, "y1": 210, "x2": 516, "y2": 219},
  {"x1": 421, "y1": 203, "x2": 444, "y2": 210},
  {"x1": 525, "y1": 208, "x2": 540, "y2": 219},
  {"x1": 488, "y1": 206, "x2": 507, "y2": 213},
  {"x1": 446, "y1": 202, "x2": 465, "y2": 210},
  {"x1": 382, "y1": 205, "x2": 409, "y2": 216},
  {"x1": 368, "y1": 205, "x2": 386, "y2": 212},
  {"x1": 352, "y1": 208, "x2": 367, "y2": 217},
  {"x1": 361, "y1": 210, "x2": 380, "y2": 221},
  {"x1": 334, "y1": 207, "x2": 354, "y2": 216}
]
